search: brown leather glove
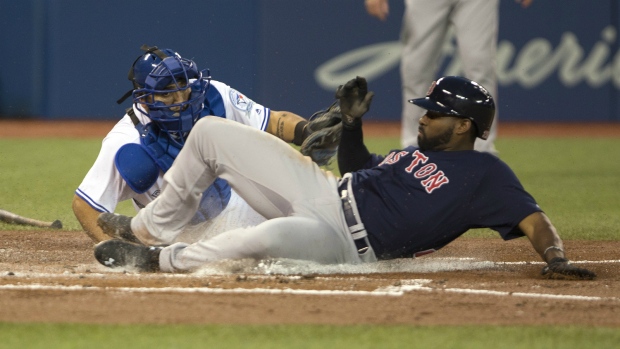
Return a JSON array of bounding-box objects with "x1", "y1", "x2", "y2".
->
[{"x1": 541, "y1": 257, "x2": 596, "y2": 280}]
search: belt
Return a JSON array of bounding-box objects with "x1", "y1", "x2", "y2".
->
[{"x1": 339, "y1": 177, "x2": 370, "y2": 254}]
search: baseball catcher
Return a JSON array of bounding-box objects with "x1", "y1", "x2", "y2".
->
[{"x1": 73, "y1": 45, "x2": 344, "y2": 243}]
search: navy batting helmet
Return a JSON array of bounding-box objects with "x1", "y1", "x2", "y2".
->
[{"x1": 408, "y1": 76, "x2": 495, "y2": 140}]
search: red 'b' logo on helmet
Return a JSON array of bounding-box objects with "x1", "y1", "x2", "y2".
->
[{"x1": 426, "y1": 81, "x2": 437, "y2": 97}]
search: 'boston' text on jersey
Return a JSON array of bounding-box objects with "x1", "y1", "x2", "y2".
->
[{"x1": 379, "y1": 150, "x2": 449, "y2": 194}]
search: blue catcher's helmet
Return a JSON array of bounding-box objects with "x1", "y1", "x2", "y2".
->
[
  {"x1": 117, "y1": 45, "x2": 179, "y2": 104},
  {"x1": 409, "y1": 76, "x2": 495, "y2": 140},
  {"x1": 132, "y1": 53, "x2": 210, "y2": 147},
  {"x1": 130, "y1": 47, "x2": 178, "y2": 89}
]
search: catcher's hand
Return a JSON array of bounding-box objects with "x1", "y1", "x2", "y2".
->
[
  {"x1": 335, "y1": 76, "x2": 374, "y2": 127},
  {"x1": 300, "y1": 101, "x2": 343, "y2": 166},
  {"x1": 541, "y1": 257, "x2": 596, "y2": 280},
  {"x1": 97, "y1": 213, "x2": 142, "y2": 244}
]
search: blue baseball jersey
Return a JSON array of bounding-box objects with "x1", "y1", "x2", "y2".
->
[{"x1": 349, "y1": 146, "x2": 541, "y2": 259}]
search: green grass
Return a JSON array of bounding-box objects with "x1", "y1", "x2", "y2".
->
[
  {"x1": 0, "y1": 135, "x2": 619, "y2": 347},
  {"x1": 0, "y1": 323, "x2": 618, "y2": 349},
  {"x1": 495, "y1": 138, "x2": 620, "y2": 239},
  {"x1": 0, "y1": 138, "x2": 134, "y2": 231}
]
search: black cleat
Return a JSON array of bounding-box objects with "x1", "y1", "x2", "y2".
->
[
  {"x1": 97, "y1": 213, "x2": 140, "y2": 243},
  {"x1": 94, "y1": 239, "x2": 162, "y2": 272}
]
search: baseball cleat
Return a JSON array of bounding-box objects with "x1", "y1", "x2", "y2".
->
[
  {"x1": 97, "y1": 213, "x2": 140, "y2": 243},
  {"x1": 94, "y1": 239, "x2": 162, "y2": 272}
]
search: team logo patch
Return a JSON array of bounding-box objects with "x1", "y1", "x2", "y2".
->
[
  {"x1": 229, "y1": 89, "x2": 251, "y2": 111},
  {"x1": 426, "y1": 81, "x2": 437, "y2": 96}
]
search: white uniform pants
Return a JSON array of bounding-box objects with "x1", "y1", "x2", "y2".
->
[
  {"x1": 400, "y1": 0, "x2": 499, "y2": 153},
  {"x1": 171, "y1": 189, "x2": 266, "y2": 244},
  {"x1": 132, "y1": 117, "x2": 376, "y2": 272}
]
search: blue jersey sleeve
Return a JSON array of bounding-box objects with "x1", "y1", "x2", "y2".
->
[{"x1": 467, "y1": 160, "x2": 542, "y2": 240}]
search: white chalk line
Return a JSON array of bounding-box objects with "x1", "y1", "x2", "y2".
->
[
  {"x1": 378, "y1": 282, "x2": 620, "y2": 303},
  {"x1": 0, "y1": 278, "x2": 617, "y2": 303},
  {"x1": 0, "y1": 283, "x2": 405, "y2": 297},
  {"x1": 495, "y1": 259, "x2": 620, "y2": 265}
]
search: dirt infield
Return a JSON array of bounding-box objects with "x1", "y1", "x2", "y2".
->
[
  {"x1": 1, "y1": 119, "x2": 619, "y2": 326},
  {"x1": 0, "y1": 230, "x2": 618, "y2": 326}
]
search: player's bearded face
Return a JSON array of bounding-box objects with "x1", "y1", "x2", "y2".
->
[
  {"x1": 418, "y1": 112, "x2": 455, "y2": 151},
  {"x1": 418, "y1": 126, "x2": 453, "y2": 151}
]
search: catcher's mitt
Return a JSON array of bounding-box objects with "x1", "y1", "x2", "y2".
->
[
  {"x1": 541, "y1": 257, "x2": 596, "y2": 280},
  {"x1": 300, "y1": 101, "x2": 343, "y2": 166}
]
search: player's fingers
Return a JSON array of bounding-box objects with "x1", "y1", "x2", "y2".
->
[
  {"x1": 380, "y1": 1, "x2": 389, "y2": 18},
  {"x1": 356, "y1": 76, "x2": 368, "y2": 96},
  {"x1": 365, "y1": 0, "x2": 389, "y2": 20},
  {"x1": 516, "y1": 0, "x2": 533, "y2": 8},
  {"x1": 334, "y1": 84, "x2": 344, "y2": 98},
  {"x1": 337, "y1": 78, "x2": 360, "y2": 98},
  {"x1": 363, "y1": 91, "x2": 375, "y2": 110},
  {"x1": 344, "y1": 78, "x2": 358, "y2": 90}
]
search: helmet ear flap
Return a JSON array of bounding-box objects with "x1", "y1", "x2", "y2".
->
[{"x1": 117, "y1": 53, "x2": 150, "y2": 104}]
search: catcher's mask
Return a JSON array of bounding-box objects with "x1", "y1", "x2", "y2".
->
[
  {"x1": 132, "y1": 51, "x2": 210, "y2": 147},
  {"x1": 409, "y1": 76, "x2": 495, "y2": 140}
]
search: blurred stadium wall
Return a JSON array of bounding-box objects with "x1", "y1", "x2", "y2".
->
[{"x1": 0, "y1": 0, "x2": 618, "y2": 122}]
